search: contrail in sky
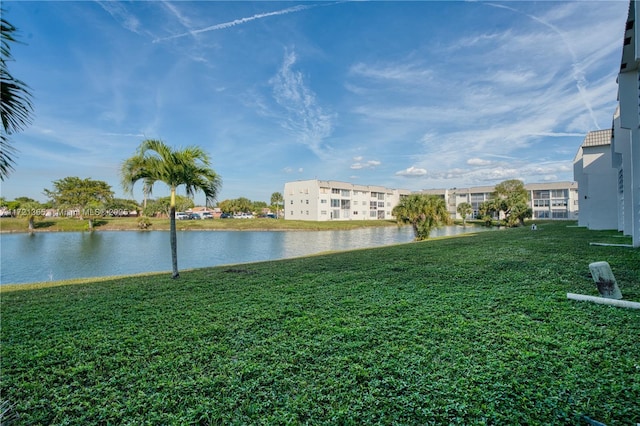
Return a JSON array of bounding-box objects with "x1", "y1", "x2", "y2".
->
[
  {"x1": 486, "y1": 2, "x2": 601, "y2": 130},
  {"x1": 154, "y1": 4, "x2": 322, "y2": 43}
]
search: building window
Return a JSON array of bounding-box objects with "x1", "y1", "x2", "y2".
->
[
  {"x1": 332, "y1": 188, "x2": 340, "y2": 194},
  {"x1": 618, "y1": 169, "x2": 624, "y2": 193},
  {"x1": 370, "y1": 211, "x2": 377, "y2": 218},
  {"x1": 321, "y1": 199, "x2": 327, "y2": 204},
  {"x1": 533, "y1": 190, "x2": 550, "y2": 199},
  {"x1": 331, "y1": 199, "x2": 340, "y2": 207},
  {"x1": 341, "y1": 189, "x2": 350, "y2": 197},
  {"x1": 321, "y1": 210, "x2": 327, "y2": 215},
  {"x1": 290, "y1": 200, "x2": 293, "y2": 204},
  {"x1": 306, "y1": 200, "x2": 309, "y2": 204},
  {"x1": 378, "y1": 201, "x2": 385, "y2": 208},
  {"x1": 370, "y1": 201, "x2": 377, "y2": 210}
]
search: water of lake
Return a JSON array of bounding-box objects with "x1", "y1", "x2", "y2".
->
[{"x1": 0, "y1": 225, "x2": 489, "y2": 285}]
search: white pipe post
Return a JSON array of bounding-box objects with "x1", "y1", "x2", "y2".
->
[{"x1": 567, "y1": 293, "x2": 640, "y2": 309}]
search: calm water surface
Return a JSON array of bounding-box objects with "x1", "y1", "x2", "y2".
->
[{"x1": 1, "y1": 225, "x2": 488, "y2": 285}]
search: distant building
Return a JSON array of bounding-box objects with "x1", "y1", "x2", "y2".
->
[
  {"x1": 284, "y1": 179, "x2": 578, "y2": 222},
  {"x1": 419, "y1": 182, "x2": 578, "y2": 221},
  {"x1": 283, "y1": 180, "x2": 411, "y2": 221},
  {"x1": 613, "y1": 0, "x2": 640, "y2": 247},
  {"x1": 573, "y1": 129, "x2": 618, "y2": 230}
]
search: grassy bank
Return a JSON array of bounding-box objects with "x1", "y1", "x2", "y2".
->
[
  {"x1": 0, "y1": 216, "x2": 399, "y2": 233},
  {"x1": 1, "y1": 222, "x2": 638, "y2": 424}
]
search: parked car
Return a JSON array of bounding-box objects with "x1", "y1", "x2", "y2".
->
[
  {"x1": 188, "y1": 213, "x2": 201, "y2": 220},
  {"x1": 220, "y1": 213, "x2": 232, "y2": 219},
  {"x1": 200, "y1": 212, "x2": 213, "y2": 219},
  {"x1": 234, "y1": 213, "x2": 254, "y2": 219},
  {"x1": 176, "y1": 212, "x2": 190, "y2": 220}
]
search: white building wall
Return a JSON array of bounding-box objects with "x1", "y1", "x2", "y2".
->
[
  {"x1": 422, "y1": 183, "x2": 578, "y2": 221},
  {"x1": 286, "y1": 180, "x2": 578, "y2": 222},
  {"x1": 615, "y1": 0, "x2": 640, "y2": 246},
  {"x1": 527, "y1": 182, "x2": 579, "y2": 220},
  {"x1": 283, "y1": 180, "x2": 410, "y2": 221},
  {"x1": 574, "y1": 143, "x2": 619, "y2": 230},
  {"x1": 573, "y1": 148, "x2": 588, "y2": 227},
  {"x1": 612, "y1": 108, "x2": 633, "y2": 236}
]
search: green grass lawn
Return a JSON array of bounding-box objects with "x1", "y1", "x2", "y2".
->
[
  {"x1": 0, "y1": 216, "x2": 399, "y2": 233},
  {"x1": 1, "y1": 222, "x2": 638, "y2": 424}
]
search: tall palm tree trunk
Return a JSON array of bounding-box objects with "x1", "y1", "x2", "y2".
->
[{"x1": 169, "y1": 187, "x2": 179, "y2": 279}]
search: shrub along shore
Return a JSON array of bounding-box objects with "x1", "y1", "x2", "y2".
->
[{"x1": 1, "y1": 221, "x2": 638, "y2": 424}]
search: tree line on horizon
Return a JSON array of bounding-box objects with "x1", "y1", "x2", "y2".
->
[{"x1": 1, "y1": 182, "x2": 284, "y2": 225}]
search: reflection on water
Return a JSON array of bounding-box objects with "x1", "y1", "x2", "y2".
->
[{"x1": 1, "y1": 225, "x2": 490, "y2": 285}]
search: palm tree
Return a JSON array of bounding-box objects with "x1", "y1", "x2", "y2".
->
[
  {"x1": 121, "y1": 139, "x2": 221, "y2": 279},
  {"x1": 457, "y1": 202, "x2": 473, "y2": 226},
  {"x1": 1, "y1": 12, "x2": 34, "y2": 180},
  {"x1": 392, "y1": 194, "x2": 451, "y2": 241}
]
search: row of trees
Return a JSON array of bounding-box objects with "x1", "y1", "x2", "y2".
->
[
  {"x1": 455, "y1": 180, "x2": 532, "y2": 227},
  {"x1": 479, "y1": 179, "x2": 532, "y2": 227},
  {"x1": 3, "y1": 189, "x2": 281, "y2": 223},
  {"x1": 394, "y1": 179, "x2": 533, "y2": 241}
]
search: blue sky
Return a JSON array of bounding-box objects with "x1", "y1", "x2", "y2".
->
[{"x1": 2, "y1": 1, "x2": 630, "y2": 205}]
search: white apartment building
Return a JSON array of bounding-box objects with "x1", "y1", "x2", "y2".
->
[
  {"x1": 420, "y1": 182, "x2": 579, "y2": 221},
  {"x1": 575, "y1": 0, "x2": 639, "y2": 246},
  {"x1": 283, "y1": 179, "x2": 579, "y2": 222},
  {"x1": 283, "y1": 180, "x2": 411, "y2": 221},
  {"x1": 573, "y1": 129, "x2": 619, "y2": 230},
  {"x1": 613, "y1": 0, "x2": 640, "y2": 247}
]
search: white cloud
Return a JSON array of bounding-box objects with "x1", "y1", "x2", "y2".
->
[
  {"x1": 350, "y1": 62, "x2": 433, "y2": 82},
  {"x1": 270, "y1": 49, "x2": 335, "y2": 159},
  {"x1": 284, "y1": 167, "x2": 305, "y2": 174},
  {"x1": 467, "y1": 158, "x2": 492, "y2": 167},
  {"x1": 97, "y1": 1, "x2": 143, "y2": 35},
  {"x1": 351, "y1": 160, "x2": 381, "y2": 170},
  {"x1": 396, "y1": 166, "x2": 427, "y2": 177}
]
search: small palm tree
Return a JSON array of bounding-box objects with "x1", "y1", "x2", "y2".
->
[
  {"x1": 121, "y1": 139, "x2": 221, "y2": 279},
  {"x1": 457, "y1": 202, "x2": 473, "y2": 226},
  {"x1": 392, "y1": 194, "x2": 451, "y2": 241}
]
